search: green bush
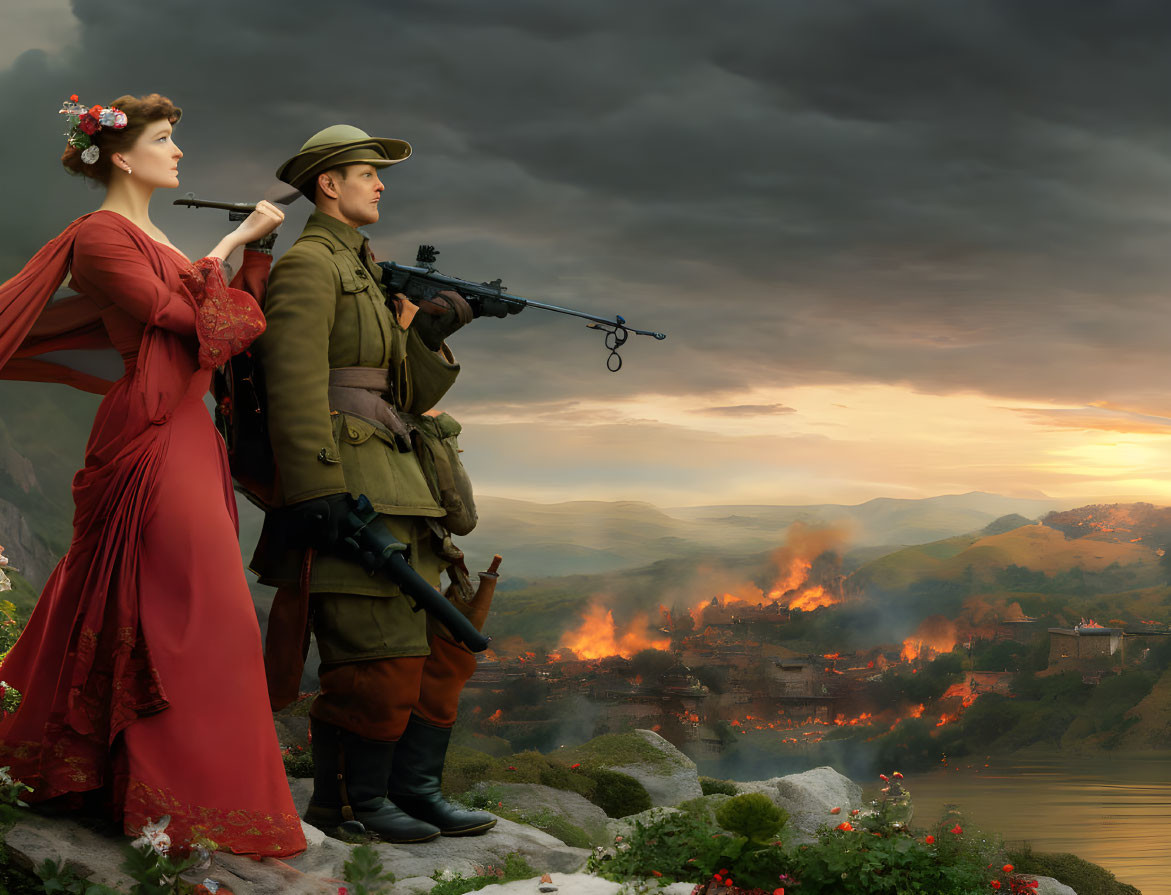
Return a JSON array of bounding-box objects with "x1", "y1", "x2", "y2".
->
[
  {"x1": 282, "y1": 746, "x2": 314, "y2": 778},
  {"x1": 581, "y1": 766, "x2": 651, "y2": 818},
  {"x1": 1005, "y1": 846, "x2": 1142, "y2": 895},
  {"x1": 699, "y1": 776, "x2": 738, "y2": 796},
  {"x1": 714, "y1": 793, "x2": 787, "y2": 842}
]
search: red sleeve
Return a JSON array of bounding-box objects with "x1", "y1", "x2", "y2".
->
[{"x1": 70, "y1": 218, "x2": 197, "y2": 333}]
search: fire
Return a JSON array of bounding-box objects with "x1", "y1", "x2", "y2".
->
[
  {"x1": 900, "y1": 616, "x2": 958, "y2": 662},
  {"x1": 941, "y1": 681, "x2": 978, "y2": 708},
  {"x1": 787, "y1": 585, "x2": 838, "y2": 611},
  {"x1": 560, "y1": 601, "x2": 670, "y2": 660}
]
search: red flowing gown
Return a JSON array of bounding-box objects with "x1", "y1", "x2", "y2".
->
[{"x1": 0, "y1": 211, "x2": 305, "y2": 856}]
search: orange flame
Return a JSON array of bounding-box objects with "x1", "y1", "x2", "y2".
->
[
  {"x1": 560, "y1": 601, "x2": 671, "y2": 659},
  {"x1": 900, "y1": 616, "x2": 958, "y2": 662}
]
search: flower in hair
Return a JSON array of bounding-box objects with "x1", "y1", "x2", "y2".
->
[{"x1": 58, "y1": 95, "x2": 128, "y2": 165}]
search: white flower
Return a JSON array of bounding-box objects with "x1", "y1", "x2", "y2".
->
[
  {"x1": 0, "y1": 546, "x2": 9, "y2": 567},
  {"x1": 131, "y1": 815, "x2": 172, "y2": 856},
  {"x1": 199, "y1": 880, "x2": 220, "y2": 893},
  {"x1": 0, "y1": 570, "x2": 10, "y2": 593},
  {"x1": 81, "y1": 145, "x2": 100, "y2": 165},
  {"x1": 0, "y1": 767, "x2": 13, "y2": 786}
]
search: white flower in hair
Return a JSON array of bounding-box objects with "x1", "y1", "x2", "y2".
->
[{"x1": 81, "y1": 145, "x2": 100, "y2": 165}]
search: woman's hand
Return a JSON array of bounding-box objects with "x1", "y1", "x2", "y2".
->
[{"x1": 232, "y1": 200, "x2": 285, "y2": 246}]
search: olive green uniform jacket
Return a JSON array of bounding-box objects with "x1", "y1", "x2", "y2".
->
[{"x1": 249, "y1": 211, "x2": 461, "y2": 661}]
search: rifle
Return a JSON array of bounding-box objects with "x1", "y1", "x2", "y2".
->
[
  {"x1": 173, "y1": 196, "x2": 668, "y2": 371},
  {"x1": 327, "y1": 495, "x2": 491, "y2": 653},
  {"x1": 173, "y1": 193, "x2": 282, "y2": 251},
  {"x1": 379, "y1": 245, "x2": 667, "y2": 372}
]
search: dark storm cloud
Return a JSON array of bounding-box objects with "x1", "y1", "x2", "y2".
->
[{"x1": 5, "y1": 0, "x2": 1171, "y2": 409}]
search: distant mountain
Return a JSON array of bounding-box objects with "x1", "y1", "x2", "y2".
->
[{"x1": 460, "y1": 491, "x2": 1066, "y2": 578}]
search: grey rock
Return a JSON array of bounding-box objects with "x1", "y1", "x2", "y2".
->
[
  {"x1": 292, "y1": 778, "x2": 590, "y2": 878},
  {"x1": 0, "y1": 496, "x2": 56, "y2": 586},
  {"x1": 475, "y1": 782, "x2": 610, "y2": 845},
  {"x1": 473, "y1": 873, "x2": 624, "y2": 894},
  {"x1": 1033, "y1": 876, "x2": 1078, "y2": 895},
  {"x1": 4, "y1": 813, "x2": 335, "y2": 895},
  {"x1": 738, "y1": 766, "x2": 862, "y2": 839},
  {"x1": 608, "y1": 729, "x2": 702, "y2": 808},
  {"x1": 396, "y1": 876, "x2": 442, "y2": 894},
  {"x1": 603, "y1": 806, "x2": 681, "y2": 842}
]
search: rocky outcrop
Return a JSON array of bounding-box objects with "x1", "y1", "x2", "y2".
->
[
  {"x1": 736, "y1": 766, "x2": 863, "y2": 839},
  {"x1": 1033, "y1": 877, "x2": 1077, "y2": 895},
  {"x1": 605, "y1": 729, "x2": 702, "y2": 807},
  {"x1": 471, "y1": 782, "x2": 611, "y2": 846},
  {"x1": 0, "y1": 496, "x2": 56, "y2": 587}
]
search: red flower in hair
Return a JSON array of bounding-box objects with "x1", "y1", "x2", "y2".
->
[
  {"x1": 70, "y1": 94, "x2": 79, "y2": 102},
  {"x1": 88, "y1": 104, "x2": 103, "y2": 118},
  {"x1": 78, "y1": 116, "x2": 98, "y2": 135}
]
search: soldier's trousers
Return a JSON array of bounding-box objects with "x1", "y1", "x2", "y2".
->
[{"x1": 309, "y1": 633, "x2": 477, "y2": 741}]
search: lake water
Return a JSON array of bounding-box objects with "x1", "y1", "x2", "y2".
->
[{"x1": 898, "y1": 755, "x2": 1171, "y2": 895}]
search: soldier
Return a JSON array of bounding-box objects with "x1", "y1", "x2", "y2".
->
[{"x1": 251, "y1": 125, "x2": 496, "y2": 843}]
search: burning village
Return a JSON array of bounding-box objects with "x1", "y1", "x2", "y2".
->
[{"x1": 456, "y1": 508, "x2": 1171, "y2": 778}]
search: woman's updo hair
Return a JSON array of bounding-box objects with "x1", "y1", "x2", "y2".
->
[{"x1": 61, "y1": 93, "x2": 182, "y2": 185}]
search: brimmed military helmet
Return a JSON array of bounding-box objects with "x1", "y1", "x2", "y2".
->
[{"x1": 276, "y1": 124, "x2": 411, "y2": 196}]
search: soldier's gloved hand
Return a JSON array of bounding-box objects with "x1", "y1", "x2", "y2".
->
[
  {"x1": 468, "y1": 294, "x2": 525, "y2": 319},
  {"x1": 285, "y1": 492, "x2": 356, "y2": 551},
  {"x1": 411, "y1": 289, "x2": 474, "y2": 351}
]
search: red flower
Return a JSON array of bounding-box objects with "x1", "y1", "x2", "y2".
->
[
  {"x1": 950, "y1": 824, "x2": 963, "y2": 835},
  {"x1": 774, "y1": 890, "x2": 785, "y2": 895},
  {"x1": 570, "y1": 763, "x2": 581, "y2": 769},
  {"x1": 714, "y1": 874, "x2": 723, "y2": 883},
  {"x1": 1003, "y1": 864, "x2": 1014, "y2": 874},
  {"x1": 830, "y1": 806, "x2": 841, "y2": 814},
  {"x1": 892, "y1": 771, "x2": 903, "y2": 779},
  {"x1": 507, "y1": 765, "x2": 517, "y2": 771},
  {"x1": 88, "y1": 104, "x2": 103, "y2": 118},
  {"x1": 925, "y1": 835, "x2": 935, "y2": 844},
  {"x1": 338, "y1": 889, "x2": 348, "y2": 895},
  {"x1": 990, "y1": 882, "x2": 1001, "y2": 890},
  {"x1": 651, "y1": 870, "x2": 662, "y2": 878},
  {"x1": 835, "y1": 822, "x2": 854, "y2": 831},
  {"x1": 725, "y1": 879, "x2": 735, "y2": 887},
  {"x1": 78, "y1": 116, "x2": 98, "y2": 135},
  {"x1": 879, "y1": 773, "x2": 889, "y2": 781},
  {"x1": 70, "y1": 94, "x2": 79, "y2": 102},
  {"x1": 850, "y1": 809, "x2": 860, "y2": 816}
]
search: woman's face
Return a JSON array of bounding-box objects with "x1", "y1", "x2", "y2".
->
[{"x1": 119, "y1": 118, "x2": 183, "y2": 188}]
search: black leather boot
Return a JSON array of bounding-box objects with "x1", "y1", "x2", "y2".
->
[
  {"x1": 303, "y1": 717, "x2": 440, "y2": 843},
  {"x1": 389, "y1": 715, "x2": 497, "y2": 836}
]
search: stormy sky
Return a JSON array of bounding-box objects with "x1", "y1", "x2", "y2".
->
[{"x1": 5, "y1": 0, "x2": 1171, "y2": 506}]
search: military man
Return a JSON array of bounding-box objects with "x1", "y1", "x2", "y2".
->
[{"x1": 251, "y1": 125, "x2": 495, "y2": 843}]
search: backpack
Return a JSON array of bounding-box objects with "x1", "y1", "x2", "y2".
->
[
  {"x1": 213, "y1": 349, "x2": 275, "y2": 510},
  {"x1": 215, "y1": 251, "x2": 277, "y2": 510}
]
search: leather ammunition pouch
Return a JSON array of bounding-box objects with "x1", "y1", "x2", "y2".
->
[{"x1": 327, "y1": 367, "x2": 477, "y2": 536}]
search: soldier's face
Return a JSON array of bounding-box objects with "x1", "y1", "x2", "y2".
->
[{"x1": 330, "y1": 164, "x2": 385, "y2": 227}]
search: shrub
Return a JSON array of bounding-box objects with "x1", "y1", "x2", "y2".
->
[
  {"x1": 699, "y1": 776, "x2": 737, "y2": 796},
  {"x1": 431, "y1": 853, "x2": 534, "y2": 895},
  {"x1": 714, "y1": 793, "x2": 787, "y2": 842},
  {"x1": 580, "y1": 766, "x2": 651, "y2": 818},
  {"x1": 282, "y1": 745, "x2": 314, "y2": 778},
  {"x1": 1005, "y1": 845, "x2": 1142, "y2": 895}
]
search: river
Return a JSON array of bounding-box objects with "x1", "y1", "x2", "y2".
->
[{"x1": 897, "y1": 755, "x2": 1170, "y2": 895}]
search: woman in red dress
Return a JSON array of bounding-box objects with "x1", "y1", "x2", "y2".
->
[{"x1": 0, "y1": 94, "x2": 306, "y2": 856}]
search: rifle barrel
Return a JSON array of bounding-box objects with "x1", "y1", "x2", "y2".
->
[{"x1": 173, "y1": 196, "x2": 257, "y2": 213}]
